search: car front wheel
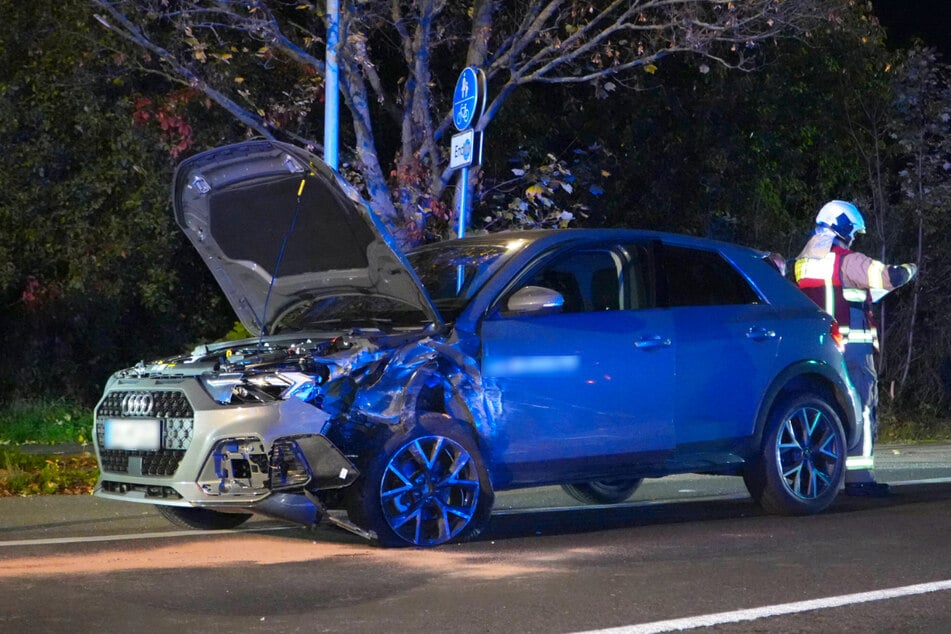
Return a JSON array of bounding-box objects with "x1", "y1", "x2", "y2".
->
[
  {"x1": 561, "y1": 479, "x2": 642, "y2": 505},
  {"x1": 744, "y1": 393, "x2": 846, "y2": 515},
  {"x1": 348, "y1": 413, "x2": 493, "y2": 547},
  {"x1": 156, "y1": 505, "x2": 252, "y2": 530}
]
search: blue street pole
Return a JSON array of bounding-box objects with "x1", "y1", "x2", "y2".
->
[
  {"x1": 324, "y1": 0, "x2": 340, "y2": 170},
  {"x1": 458, "y1": 165, "x2": 469, "y2": 239},
  {"x1": 457, "y1": 165, "x2": 469, "y2": 291},
  {"x1": 451, "y1": 66, "x2": 485, "y2": 289}
]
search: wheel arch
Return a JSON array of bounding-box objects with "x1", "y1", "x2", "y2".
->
[
  {"x1": 394, "y1": 353, "x2": 495, "y2": 462},
  {"x1": 346, "y1": 341, "x2": 499, "y2": 495},
  {"x1": 753, "y1": 361, "x2": 860, "y2": 451}
]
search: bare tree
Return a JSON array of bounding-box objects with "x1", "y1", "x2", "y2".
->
[
  {"x1": 842, "y1": 44, "x2": 951, "y2": 406},
  {"x1": 91, "y1": 0, "x2": 834, "y2": 244},
  {"x1": 889, "y1": 48, "x2": 951, "y2": 400}
]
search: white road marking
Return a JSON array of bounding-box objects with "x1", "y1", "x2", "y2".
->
[
  {"x1": 0, "y1": 525, "x2": 292, "y2": 548},
  {"x1": 885, "y1": 476, "x2": 951, "y2": 486},
  {"x1": 492, "y1": 493, "x2": 751, "y2": 516},
  {"x1": 574, "y1": 580, "x2": 951, "y2": 634}
]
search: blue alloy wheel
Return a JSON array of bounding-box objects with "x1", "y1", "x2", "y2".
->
[
  {"x1": 743, "y1": 393, "x2": 846, "y2": 515},
  {"x1": 380, "y1": 434, "x2": 482, "y2": 546},
  {"x1": 775, "y1": 404, "x2": 841, "y2": 501}
]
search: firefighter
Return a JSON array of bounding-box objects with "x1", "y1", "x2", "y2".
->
[{"x1": 795, "y1": 200, "x2": 917, "y2": 496}]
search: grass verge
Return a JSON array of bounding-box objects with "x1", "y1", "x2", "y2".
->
[
  {"x1": 0, "y1": 447, "x2": 98, "y2": 496},
  {"x1": 0, "y1": 400, "x2": 98, "y2": 496},
  {"x1": 879, "y1": 414, "x2": 951, "y2": 444},
  {"x1": 0, "y1": 399, "x2": 92, "y2": 445}
]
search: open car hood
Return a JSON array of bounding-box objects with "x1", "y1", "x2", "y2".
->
[{"x1": 173, "y1": 140, "x2": 441, "y2": 334}]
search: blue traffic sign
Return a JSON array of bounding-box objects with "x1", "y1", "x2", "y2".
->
[{"x1": 453, "y1": 67, "x2": 485, "y2": 131}]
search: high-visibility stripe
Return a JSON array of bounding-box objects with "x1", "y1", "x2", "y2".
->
[
  {"x1": 863, "y1": 404, "x2": 873, "y2": 456},
  {"x1": 796, "y1": 255, "x2": 837, "y2": 315},
  {"x1": 867, "y1": 260, "x2": 885, "y2": 289},
  {"x1": 846, "y1": 403, "x2": 875, "y2": 471},
  {"x1": 845, "y1": 330, "x2": 876, "y2": 344},
  {"x1": 843, "y1": 288, "x2": 867, "y2": 302}
]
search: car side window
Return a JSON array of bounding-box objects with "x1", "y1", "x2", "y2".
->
[
  {"x1": 661, "y1": 244, "x2": 762, "y2": 307},
  {"x1": 522, "y1": 249, "x2": 623, "y2": 313},
  {"x1": 498, "y1": 244, "x2": 657, "y2": 316},
  {"x1": 620, "y1": 243, "x2": 654, "y2": 310}
]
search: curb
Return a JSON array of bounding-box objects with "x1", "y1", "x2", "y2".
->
[{"x1": 12, "y1": 443, "x2": 94, "y2": 456}]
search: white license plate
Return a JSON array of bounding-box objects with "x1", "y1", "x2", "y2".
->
[{"x1": 103, "y1": 419, "x2": 161, "y2": 451}]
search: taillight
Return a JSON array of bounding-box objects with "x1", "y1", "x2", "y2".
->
[{"x1": 830, "y1": 321, "x2": 845, "y2": 353}]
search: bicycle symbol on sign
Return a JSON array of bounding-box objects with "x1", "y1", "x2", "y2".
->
[{"x1": 455, "y1": 103, "x2": 470, "y2": 129}]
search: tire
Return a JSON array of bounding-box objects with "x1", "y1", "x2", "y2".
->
[
  {"x1": 156, "y1": 505, "x2": 252, "y2": 530},
  {"x1": 561, "y1": 478, "x2": 642, "y2": 505},
  {"x1": 347, "y1": 413, "x2": 494, "y2": 547},
  {"x1": 743, "y1": 393, "x2": 846, "y2": 515}
]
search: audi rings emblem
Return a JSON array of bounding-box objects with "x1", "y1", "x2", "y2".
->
[{"x1": 121, "y1": 392, "x2": 154, "y2": 417}]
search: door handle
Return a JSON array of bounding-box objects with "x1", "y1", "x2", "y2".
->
[
  {"x1": 634, "y1": 335, "x2": 672, "y2": 349},
  {"x1": 746, "y1": 327, "x2": 777, "y2": 341}
]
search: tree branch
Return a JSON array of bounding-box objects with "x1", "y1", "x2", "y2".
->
[{"x1": 92, "y1": 2, "x2": 277, "y2": 141}]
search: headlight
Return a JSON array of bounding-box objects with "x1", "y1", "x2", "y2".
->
[
  {"x1": 199, "y1": 372, "x2": 317, "y2": 405},
  {"x1": 200, "y1": 373, "x2": 246, "y2": 404}
]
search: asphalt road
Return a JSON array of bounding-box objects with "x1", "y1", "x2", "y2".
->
[{"x1": 1, "y1": 444, "x2": 950, "y2": 633}]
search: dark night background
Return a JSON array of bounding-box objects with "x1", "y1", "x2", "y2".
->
[
  {"x1": 873, "y1": 0, "x2": 951, "y2": 57},
  {"x1": 1, "y1": 1, "x2": 950, "y2": 427}
]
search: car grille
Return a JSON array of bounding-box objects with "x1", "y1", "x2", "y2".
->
[{"x1": 96, "y1": 390, "x2": 194, "y2": 477}]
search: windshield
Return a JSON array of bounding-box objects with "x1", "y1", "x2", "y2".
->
[
  {"x1": 407, "y1": 240, "x2": 521, "y2": 321},
  {"x1": 273, "y1": 294, "x2": 431, "y2": 333},
  {"x1": 274, "y1": 238, "x2": 524, "y2": 331}
]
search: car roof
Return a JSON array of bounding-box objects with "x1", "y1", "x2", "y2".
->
[
  {"x1": 410, "y1": 228, "x2": 766, "y2": 260},
  {"x1": 429, "y1": 229, "x2": 781, "y2": 334}
]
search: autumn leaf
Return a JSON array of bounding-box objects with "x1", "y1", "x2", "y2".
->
[{"x1": 525, "y1": 184, "x2": 544, "y2": 198}]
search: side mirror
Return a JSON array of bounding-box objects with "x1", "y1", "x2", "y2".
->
[{"x1": 504, "y1": 285, "x2": 564, "y2": 317}]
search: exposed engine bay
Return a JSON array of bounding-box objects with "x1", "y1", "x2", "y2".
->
[{"x1": 116, "y1": 332, "x2": 395, "y2": 411}]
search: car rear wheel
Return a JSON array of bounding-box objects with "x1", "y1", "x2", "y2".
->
[
  {"x1": 156, "y1": 505, "x2": 252, "y2": 530},
  {"x1": 348, "y1": 413, "x2": 493, "y2": 547},
  {"x1": 744, "y1": 393, "x2": 846, "y2": 515},
  {"x1": 561, "y1": 479, "x2": 642, "y2": 505}
]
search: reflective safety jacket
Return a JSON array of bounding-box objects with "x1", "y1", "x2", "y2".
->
[
  {"x1": 795, "y1": 232, "x2": 916, "y2": 350},
  {"x1": 795, "y1": 243, "x2": 885, "y2": 350}
]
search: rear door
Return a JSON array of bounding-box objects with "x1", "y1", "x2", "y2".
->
[{"x1": 658, "y1": 243, "x2": 782, "y2": 446}]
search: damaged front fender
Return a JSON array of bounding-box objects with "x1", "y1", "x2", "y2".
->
[{"x1": 347, "y1": 335, "x2": 497, "y2": 443}]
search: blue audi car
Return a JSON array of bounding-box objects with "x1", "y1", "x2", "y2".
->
[{"x1": 93, "y1": 140, "x2": 862, "y2": 547}]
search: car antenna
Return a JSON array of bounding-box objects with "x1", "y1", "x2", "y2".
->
[{"x1": 259, "y1": 172, "x2": 311, "y2": 342}]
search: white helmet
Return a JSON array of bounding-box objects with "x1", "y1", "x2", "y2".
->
[{"x1": 816, "y1": 200, "x2": 865, "y2": 246}]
